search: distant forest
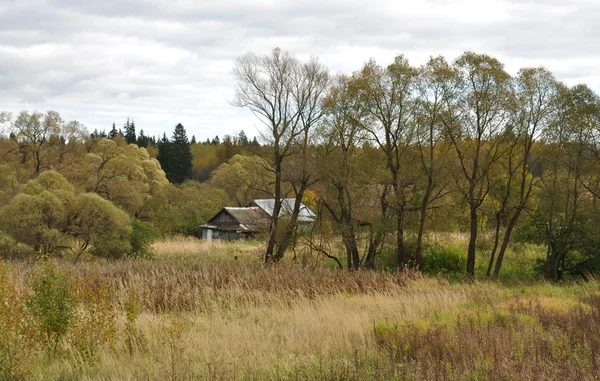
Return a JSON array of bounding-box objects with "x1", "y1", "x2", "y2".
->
[{"x1": 2, "y1": 48, "x2": 600, "y2": 280}]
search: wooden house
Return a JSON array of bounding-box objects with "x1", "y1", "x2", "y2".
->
[{"x1": 201, "y1": 199, "x2": 316, "y2": 241}]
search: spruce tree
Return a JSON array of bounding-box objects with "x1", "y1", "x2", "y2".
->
[
  {"x1": 124, "y1": 118, "x2": 137, "y2": 144},
  {"x1": 191, "y1": 135, "x2": 197, "y2": 145},
  {"x1": 109, "y1": 123, "x2": 118, "y2": 138},
  {"x1": 138, "y1": 129, "x2": 149, "y2": 148},
  {"x1": 238, "y1": 130, "x2": 249, "y2": 146},
  {"x1": 156, "y1": 133, "x2": 172, "y2": 180},
  {"x1": 170, "y1": 123, "x2": 193, "y2": 184}
]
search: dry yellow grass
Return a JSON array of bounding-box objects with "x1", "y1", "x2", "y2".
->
[
  {"x1": 2, "y1": 237, "x2": 596, "y2": 380},
  {"x1": 151, "y1": 235, "x2": 263, "y2": 261}
]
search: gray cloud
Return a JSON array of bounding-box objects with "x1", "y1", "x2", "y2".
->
[{"x1": 0, "y1": 0, "x2": 599, "y2": 140}]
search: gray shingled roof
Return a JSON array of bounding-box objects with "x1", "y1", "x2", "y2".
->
[
  {"x1": 251, "y1": 199, "x2": 316, "y2": 222},
  {"x1": 225, "y1": 207, "x2": 271, "y2": 232}
]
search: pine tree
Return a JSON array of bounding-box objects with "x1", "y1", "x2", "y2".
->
[
  {"x1": 191, "y1": 135, "x2": 197, "y2": 145},
  {"x1": 109, "y1": 123, "x2": 118, "y2": 138},
  {"x1": 156, "y1": 133, "x2": 172, "y2": 180},
  {"x1": 124, "y1": 118, "x2": 137, "y2": 144},
  {"x1": 238, "y1": 130, "x2": 249, "y2": 146},
  {"x1": 138, "y1": 129, "x2": 150, "y2": 148},
  {"x1": 211, "y1": 135, "x2": 220, "y2": 145},
  {"x1": 251, "y1": 136, "x2": 260, "y2": 147},
  {"x1": 169, "y1": 123, "x2": 193, "y2": 184}
]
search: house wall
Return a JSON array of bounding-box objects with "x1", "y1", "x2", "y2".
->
[
  {"x1": 212, "y1": 230, "x2": 241, "y2": 241},
  {"x1": 211, "y1": 210, "x2": 237, "y2": 224},
  {"x1": 202, "y1": 228, "x2": 213, "y2": 241}
]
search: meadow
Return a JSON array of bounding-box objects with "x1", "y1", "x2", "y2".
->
[{"x1": 1, "y1": 236, "x2": 599, "y2": 380}]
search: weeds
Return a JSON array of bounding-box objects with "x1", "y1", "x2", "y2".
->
[{"x1": 0, "y1": 238, "x2": 597, "y2": 380}]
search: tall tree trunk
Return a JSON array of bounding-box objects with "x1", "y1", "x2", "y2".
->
[
  {"x1": 397, "y1": 207, "x2": 405, "y2": 268},
  {"x1": 273, "y1": 188, "x2": 306, "y2": 261},
  {"x1": 341, "y1": 227, "x2": 360, "y2": 270},
  {"x1": 492, "y1": 212, "x2": 520, "y2": 277},
  {"x1": 467, "y1": 203, "x2": 478, "y2": 276},
  {"x1": 486, "y1": 213, "x2": 502, "y2": 277},
  {"x1": 415, "y1": 183, "x2": 433, "y2": 266},
  {"x1": 264, "y1": 157, "x2": 282, "y2": 263},
  {"x1": 546, "y1": 246, "x2": 562, "y2": 280}
]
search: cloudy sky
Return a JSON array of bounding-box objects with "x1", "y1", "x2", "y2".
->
[{"x1": 1, "y1": 0, "x2": 598, "y2": 141}]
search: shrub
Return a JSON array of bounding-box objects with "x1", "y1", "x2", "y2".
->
[
  {"x1": 27, "y1": 262, "x2": 75, "y2": 355},
  {"x1": 422, "y1": 246, "x2": 466, "y2": 273},
  {"x1": 0, "y1": 231, "x2": 34, "y2": 260},
  {"x1": 130, "y1": 220, "x2": 159, "y2": 258},
  {"x1": 74, "y1": 193, "x2": 132, "y2": 259}
]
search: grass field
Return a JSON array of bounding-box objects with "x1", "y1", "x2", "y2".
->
[{"x1": 1, "y1": 236, "x2": 599, "y2": 380}]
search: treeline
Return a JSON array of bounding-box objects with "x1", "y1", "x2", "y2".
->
[
  {"x1": 0, "y1": 111, "x2": 232, "y2": 260},
  {"x1": 3, "y1": 48, "x2": 600, "y2": 280},
  {"x1": 90, "y1": 118, "x2": 260, "y2": 182},
  {"x1": 227, "y1": 48, "x2": 600, "y2": 280}
]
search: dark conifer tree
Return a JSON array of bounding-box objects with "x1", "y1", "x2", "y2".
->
[
  {"x1": 191, "y1": 135, "x2": 197, "y2": 145},
  {"x1": 109, "y1": 123, "x2": 118, "y2": 138},
  {"x1": 169, "y1": 123, "x2": 193, "y2": 184},
  {"x1": 238, "y1": 130, "x2": 249, "y2": 146},
  {"x1": 211, "y1": 135, "x2": 220, "y2": 145},
  {"x1": 156, "y1": 133, "x2": 172, "y2": 180},
  {"x1": 124, "y1": 118, "x2": 137, "y2": 144},
  {"x1": 137, "y1": 129, "x2": 150, "y2": 148}
]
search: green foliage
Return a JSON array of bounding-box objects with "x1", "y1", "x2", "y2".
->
[
  {"x1": 0, "y1": 231, "x2": 34, "y2": 260},
  {"x1": 0, "y1": 172, "x2": 75, "y2": 256},
  {"x1": 149, "y1": 182, "x2": 228, "y2": 237},
  {"x1": 27, "y1": 262, "x2": 75, "y2": 354},
  {"x1": 157, "y1": 123, "x2": 193, "y2": 184},
  {"x1": 124, "y1": 118, "x2": 136, "y2": 145},
  {"x1": 74, "y1": 193, "x2": 132, "y2": 259},
  {"x1": 0, "y1": 172, "x2": 134, "y2": 260},
  {"x1": 130, "y1": 220, "x2": 159, "y2": 258},
  {"x1": 422, "y1": 246, "x2": 466, "y2": 273}
]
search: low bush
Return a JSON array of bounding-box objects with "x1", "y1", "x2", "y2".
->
[
  {"x1": 0, "y1": 231, "x2": 34, "y2": 260},
  {"x1": 422, "y1": 246, "x2": 466, "y2": 273},
  {"x1": 129, "y1": 220, "x2": 159, "y2": 258},
  {"x1": 27, "y1": 262, "x2": 75, "y2": 355}
]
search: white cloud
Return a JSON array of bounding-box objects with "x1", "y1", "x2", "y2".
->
[{"x1": 0, "y1": 0, "x2": 599, "y2": 140}]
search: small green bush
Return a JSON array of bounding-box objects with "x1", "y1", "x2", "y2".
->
[
  {"x1": 27, "y1": 262, "x2": 75, "y2": 355},
  {"x1": 130, "y1": 220, "x2": 159, "y2": 258},
  {"x1": 422, "y1": 246, "x2": 466, "y2": 273}
]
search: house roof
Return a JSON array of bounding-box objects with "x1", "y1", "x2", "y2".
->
[
  {"x1": 225, "y1": 207, "x2": 270, "y2": 232},
  {"x1": 201, "y1": 207, "x2": 270, "y2": 233},
  {"x1": 201, "y1": 199, "x2": 316, "y2": 234},
  {"x1": 251, "y1": 198, "x2": 316, "y2": 222}
]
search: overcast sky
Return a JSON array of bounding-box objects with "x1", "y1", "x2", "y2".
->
[{"x1": 1, "y1": 0, "x2": 599, "y2": 141}]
